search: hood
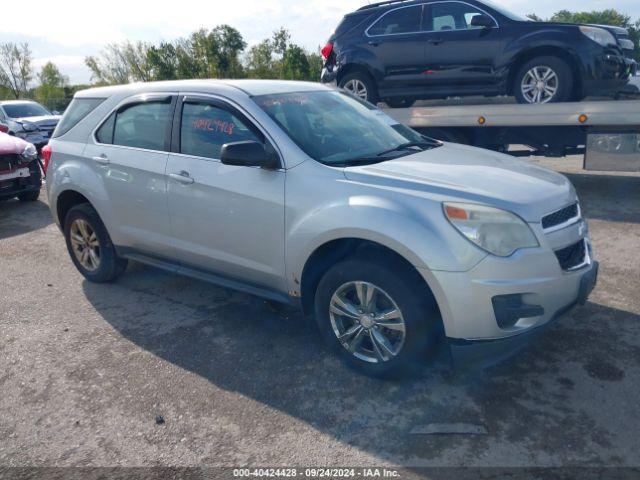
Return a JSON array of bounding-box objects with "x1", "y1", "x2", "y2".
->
[
  {"x1": 12, "y1": 115, "x2": 61, "y2": 127},
  {"x1": 0, "y1": 131, "x2": 29, "y2": 156},
  {"x1": 343, "y1": 143, "x2": 576, "y2": 222}
]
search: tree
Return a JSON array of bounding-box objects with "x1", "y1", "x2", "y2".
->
[
  {"x1": 244, "y1": 28, "x2": 321, "y2": 81},
  {"x1": 0, "y1": 42, "x2": 33, "y2": 99},
  {"x1": 34, "y1": 62, "x2": 68, "y2": 109},
  {"x1": 85, "y1": 41, "x2": 152, "y2": 84},
  {"x1": 147, "y1": 42, "x2": 179, "y2": 80}
]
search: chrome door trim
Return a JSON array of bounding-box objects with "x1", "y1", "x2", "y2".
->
[{"x1": 365, "y1": 0, "x2": 499, "y2": 38}]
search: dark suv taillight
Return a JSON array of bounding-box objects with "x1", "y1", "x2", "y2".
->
[{"x1": 321, "y1": 42, "x2": 334, "y2": 61}]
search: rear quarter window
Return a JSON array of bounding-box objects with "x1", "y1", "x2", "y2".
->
[
  {"x1": 333, "y1": 12, "x2": 374, "y2": 39},
  {"x1": 53, "y1": 98, "x2": 105, "y2": 138}
]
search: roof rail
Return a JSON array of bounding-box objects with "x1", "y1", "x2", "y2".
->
[{"x1": 357, "y1": 0, "x2": 417, "y2": 11}]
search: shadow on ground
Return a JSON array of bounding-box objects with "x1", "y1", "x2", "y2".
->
[
  {"x1": 81, "y1": 260, "x2": 639, "y2": 464},
  {"x1": 566, "y1": 173, "x2": 640, "y2": 224},
  {"x1": 0, "y1": 198, "x2": 52, "y2": 240}
]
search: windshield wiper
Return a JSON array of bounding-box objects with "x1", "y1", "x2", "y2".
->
[{"x1": 376, "y1": 140, "x2": 441, "y2": 157}]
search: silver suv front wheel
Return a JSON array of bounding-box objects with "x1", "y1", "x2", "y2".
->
[
  {"x1": 314, "y1": 256, "x2": 441, "y2": 377},
  {"x1": 329, "y1": 281, "x2": 406, "y2": 363}
]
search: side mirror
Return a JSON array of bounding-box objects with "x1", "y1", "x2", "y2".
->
[
  {"x1": 470, "y1": 14, "x2": 495, "y2": 28},
  {"x1": 220, "y1": 140, "x2": 279, "y2": 169},
  {"x1": 0, "y1": 123, "x2": 8, "y2": 134},
  {"x1": 52, "y1": 110, "x2": 61, "y2": 116}
]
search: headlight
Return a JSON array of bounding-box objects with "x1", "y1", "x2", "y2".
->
[
  {"x1": 579, "y1": 26, "x2": 616, "y2": 47},
  {"x1": 443, "y1": 202, "x2": 539, "y2": 257},
  {"x1": 20, "y1": 122, "x2": 39, "y2": 132},
  {"x1": 21, "y1": 143, "x2": 38, "y2": 161}
]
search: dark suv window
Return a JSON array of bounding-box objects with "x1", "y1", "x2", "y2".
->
[
  {"x1": 99, "y1": 100, "x2": 172, "y2": 151},
  {"x1": 427, "y1": 2, "x2": 493, "y2": 31},
  {"x1": 180, "y1": 102, "x2": 263, "y2": 160},
  {"x1": 368, "y1": 5, "x2": 422, "y2": 36}
]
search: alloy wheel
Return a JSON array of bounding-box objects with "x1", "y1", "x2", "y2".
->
[
  {"x1": 343, "y1": 79, "x2": 369, "y2": 101},
  {"x1": 329, "y1": 281, "x2": 406, "y2": 363},
  {"x1": 521, "y1": 66, "x2": 559, "y2": 104},
  {"x1": 69, "y1": 218, "x2": 101, "y2": 271}
]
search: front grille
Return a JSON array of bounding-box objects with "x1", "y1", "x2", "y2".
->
[
  {"x1": 0, "y1": 154, "x2": 20, "y2": 172},
  {"x1": 542, "y1": 203, "x2": 579, "y2": 230},
  {"x1": 555, "y1": 240, "x2": 586, "y2": 270}
]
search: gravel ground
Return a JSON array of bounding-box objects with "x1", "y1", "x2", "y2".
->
[{"x1": 0, "y1": 157, "x2": 638, "y2": 474}]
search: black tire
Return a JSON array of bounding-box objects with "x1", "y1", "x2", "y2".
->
[
  {"x1": 18, "y1": 190, "x2": 40, "y2": 202},
  {"x1": 386, "y1": 98, "x2": 416, "y2": 109},
  {"x1": 314, "y1": 256, "x2": 441, "y2": 377},
  {"x1": 513, "y1": 56, "x2": 573, "y2": 104},
  {"x1": 63, "y1": 203, "x2": 128, "y2": 283},
  {"x1": 338, "y1": 71, "x2": 379, "y2": 105}
]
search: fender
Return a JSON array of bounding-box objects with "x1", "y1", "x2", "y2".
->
[
  {"x1": 335, "y1": 44, "x2": 385, "y2": 83},
  {"x1": 285, "y1": 194, "x2": 486, "y2": 295},
  {"x1": 46, "y1": 141, "x2": 116, "y2": 237}
]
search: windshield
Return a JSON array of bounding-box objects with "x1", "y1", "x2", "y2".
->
[
  {"x1": 479, "y1": 0, "x2": 529, "y2": 22},
  {"x1": 253, "y1": 90, "x2": 439, "y2": 166},
  {"x1": 3, "y1": 102, "x2": 51, "y2": 119}
]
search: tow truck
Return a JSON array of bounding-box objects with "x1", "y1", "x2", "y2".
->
[{"x1": 382, "y1": 79, "x2": 640, "y2": 171}]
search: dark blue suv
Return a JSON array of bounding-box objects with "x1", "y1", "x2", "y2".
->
[{"x1": 321, "y1": 0, "x2": 637, "y2": 106}]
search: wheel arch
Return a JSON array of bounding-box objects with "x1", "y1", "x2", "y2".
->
[
  {"x1": 299, "y1": 238, "x2": 441, "y2": 323},
  {"x1": 507, "y1": 46, "x2": 583, "y2": 97},
  {"x1": 55, "y1": 189, "x2": 95, "y2": 227},
  {"x1": 336, "y1": 63, "x2": 377, "y2": 88}
]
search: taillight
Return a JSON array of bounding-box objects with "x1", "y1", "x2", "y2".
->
[
  {"x1": 41, "y1": 144, "x2": 52, "y2": 174},
  {"x1": 0, "y1": 124, "x2": 8, "y2": 133},
  {"x1": 321, "y1": 42, "x2": 334, "y2": 60}
]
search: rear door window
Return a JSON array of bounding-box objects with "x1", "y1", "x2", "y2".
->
[
  {"x1": 427, "y1": 2, "x2": 494, "y2": 31},
  {"x1": 53, "y1": 98, "x2": 105, "y2": 138},
  {"x1": 111, "y1": 100, "x2": 173, "y2": 151},
  {"x1": 368, "y1": 5, "x2": 423, "y2": 36},
  {"x1": 179, "y1": 102, "x2": 263, "y2": 160}
]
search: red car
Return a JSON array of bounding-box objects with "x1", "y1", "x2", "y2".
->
[{"x1": 0, "y1": 130, "x2": 42, "y2": 202}]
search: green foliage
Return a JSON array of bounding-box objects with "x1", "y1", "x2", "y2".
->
[
  {"x1": 0, "y1": 42, "x2": 33, "y2": 99},
  {"x1": 34, "y1": 62, "x2": 68, "y2": 109},
  {"x1": 245, "y1": 27, "x2": 321, "y2": 81}
]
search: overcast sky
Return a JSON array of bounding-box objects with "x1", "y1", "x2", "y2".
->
[{"x1": 1, "y1": 0, "x2": 638, "y2": 84}]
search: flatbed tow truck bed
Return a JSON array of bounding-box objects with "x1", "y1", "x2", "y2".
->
[{"x1": 383, "y1": 98, "x2": 640, "y2": 171}]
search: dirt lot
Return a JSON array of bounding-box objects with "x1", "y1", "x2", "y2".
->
[{"x1": 0, "y1": 157, "x2": 639, "y2": 473}]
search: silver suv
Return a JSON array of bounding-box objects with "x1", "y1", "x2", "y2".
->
[{"x1": 46, "y1": 80, "x2": 598, "y2": 375}]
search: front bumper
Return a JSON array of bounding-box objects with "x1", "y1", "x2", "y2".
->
[
  {"x1": 583, "y1": 50, "x2": 636, "y2": 95},
  {"x1": 0, "y1": 160, "x2": 42, "y2": 200},
  {"x1": 419, "y1": 219, "x2": 597, "y2": 367},
  {"x1": 447, "y1": 262, "x2": 598, "y2": 368}
]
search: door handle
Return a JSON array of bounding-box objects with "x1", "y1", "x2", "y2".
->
[
  {"x1": 428, "y1": 38, "x2": 444, "y2": 45},
  {"x1": 169, "y1": 171, "x2": 195, "y2": 185},
  {"x1": 92, "y1": 155, "x2": 110, "y2": 166},
  {"x1": 368, "y1": 40, "x2": 380, "y2": 47}
]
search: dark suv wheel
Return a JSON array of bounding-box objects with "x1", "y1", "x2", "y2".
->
[
  {"x1": 314, "y1": 257, "x2": 440, "y2": 377},
  {"x1": 339, "y1": 71, "x2": 379, "y2": 105},
  {"x1": 63, "y1": 203, "x2": 128, "y2": 283},
  {"x1": 514, "y1": 56, "x2": 573, "y2": 104},
  {"x1": 386, "y1": 98, "x2": 416, "y2": 109}
]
